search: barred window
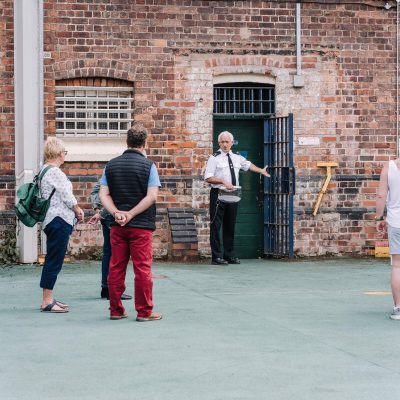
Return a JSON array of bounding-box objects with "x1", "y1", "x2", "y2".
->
[
  {"x1": 55, "y1": 86, "x2": 133, "y2": 137},
  {"x1": 213, "y1": 83, "x2": 275, "y2": 116}
]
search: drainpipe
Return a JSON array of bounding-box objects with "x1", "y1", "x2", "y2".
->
[{"x1": 293, "y1": 0, "x2": 305, "y2": 88}]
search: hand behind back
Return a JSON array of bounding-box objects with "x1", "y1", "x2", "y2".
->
[{"x1": 114, "y1": 211, "x2": 134, "y2": 226}]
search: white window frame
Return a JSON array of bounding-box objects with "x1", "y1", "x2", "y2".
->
[
  {"x1": 54, "y1": 86, "x2": 133, "y2": 161},
  {"x1": 55, "y1": 86, "x2": 133, "y2": 138}
]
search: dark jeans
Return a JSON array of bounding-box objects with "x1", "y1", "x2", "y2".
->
[
  {"x1": 40, "y1": 217, "x2": 73, "y2": 290},
  {"x1": 101, "y1": 220, "x2": 111, "y2": 288}
]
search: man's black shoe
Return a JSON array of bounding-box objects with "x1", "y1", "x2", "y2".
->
[
  {"x1": 212, "y1": 258, "x2": 229, "y2": 265},
  {"x1": 224, "y1": 257, "x2": 241, "y2": 264},
  {"x1": 101, "y1": 288, "x2": 132, "y2": 301}
]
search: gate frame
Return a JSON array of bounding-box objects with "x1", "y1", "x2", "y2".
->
[{"x1": 263, "y1": 113, "x2": 295, "y2": 258}]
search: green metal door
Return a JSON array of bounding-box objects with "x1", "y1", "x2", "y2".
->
[{"x1": 213, "y1": 119, "x2": 264, "y2": 258}]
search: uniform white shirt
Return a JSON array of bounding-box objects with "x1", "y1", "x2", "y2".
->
[{"x1": 204, "y1": 149, "x2": 251, "y2": 188}]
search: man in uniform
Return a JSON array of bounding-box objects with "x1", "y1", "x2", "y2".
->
[{"x1": 204, "y1": 130, "x2": 270, "y2": 265}]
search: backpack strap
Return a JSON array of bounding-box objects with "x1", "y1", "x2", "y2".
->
[
  {"x1": 38, "y1": 165, "x2": 54, "y2": 181},
  {"x1": 38, "y1": 165, "x2": 56, "y2": 200}
]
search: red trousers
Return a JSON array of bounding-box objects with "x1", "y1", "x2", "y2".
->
[{"x1": 108, "y1": 225, "x2": 153, "y2": 318}]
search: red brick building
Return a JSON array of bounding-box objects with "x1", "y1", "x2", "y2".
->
[{"x1": 1, "y1": 0, "x2": 398, "y2": 262}]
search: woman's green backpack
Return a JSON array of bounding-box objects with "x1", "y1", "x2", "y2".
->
[{"x1": 15, "y1": 166, "x2": 56, "y2": 227}]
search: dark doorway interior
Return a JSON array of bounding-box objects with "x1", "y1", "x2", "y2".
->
[
  {"x1": 213, "y1": 119, "x2": 264, "y2": 259},
  {"x1": 212, "y1": 82, "x2": 276, "y2": 259}
]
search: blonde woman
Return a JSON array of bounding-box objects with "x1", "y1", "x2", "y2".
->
[{"x1": 39, "y1": 137, "x2": 84, "y2": 313}]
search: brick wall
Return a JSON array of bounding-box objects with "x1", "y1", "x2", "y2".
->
[
  {"x1": 0, "y1": 1, "x2": 15, "y2": 241},
  {"x1": 40, "y1": 0, "x2": 400, "y2": 258},
  {"x1": 293, "y1": 1, "x2": 396, "y2": 255},
  {"x1": 3, "y1": 1, "x2": 397, "y2": 258}
]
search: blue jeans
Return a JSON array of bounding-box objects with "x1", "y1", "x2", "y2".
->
[
  {"x1": 101, "y1": 220, "x2": 111, "y2": 288},
  {"x1": 40, "y1": 217, "x2": 73, "y2": 290}
]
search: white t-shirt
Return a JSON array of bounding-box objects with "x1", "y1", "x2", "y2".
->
[{"x1": 387, "y1": 160, "x2": 400, "y2": 229}]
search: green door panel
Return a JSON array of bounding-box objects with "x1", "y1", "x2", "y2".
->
[{"x1": 213, "y1": 119, "x2": 264, "y2": 259}]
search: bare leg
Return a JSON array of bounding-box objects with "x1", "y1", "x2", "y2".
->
[{"x1": 391, "y1": 254, "x2": 400, "y2": 307}]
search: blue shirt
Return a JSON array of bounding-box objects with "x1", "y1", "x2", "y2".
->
[{"x1": 100, "y1": 164, "x2": 161, "y2": 188}]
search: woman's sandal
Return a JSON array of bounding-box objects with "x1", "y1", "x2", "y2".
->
[
  {"x1": 40, "y1": 300, "x2": 69, "y2": 313},
  {"x1": 39, "y1": 299, "x2": 69, "y2": 311},
  {"x1": 53, "y1": 299, "x2": 69, "y2": 309}
]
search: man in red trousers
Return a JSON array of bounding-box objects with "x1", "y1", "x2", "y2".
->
[{"x1": 100, "y1": 124, "x2": 162, "y2": 322}]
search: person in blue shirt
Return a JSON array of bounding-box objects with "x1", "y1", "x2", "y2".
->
[{"x1": 89, "y1": 180, "x2": 132, "y2": 301}]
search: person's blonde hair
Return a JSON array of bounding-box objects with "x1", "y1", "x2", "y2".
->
[{"x1": 44, "y1": 137, "x2": 65, "y2": 161}]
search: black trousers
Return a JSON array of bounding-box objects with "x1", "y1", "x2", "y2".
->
[{"x1": 209, "y1": 188, "x2": 238, "y2": 260}]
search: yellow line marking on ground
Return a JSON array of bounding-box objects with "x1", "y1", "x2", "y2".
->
[{"x1": 364, "y1": 291, "x2": 391, "y2": 295}]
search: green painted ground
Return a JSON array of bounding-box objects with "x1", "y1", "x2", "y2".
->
[{"x1": 0, "y1": 258, "x2": 398, "y2": 400}]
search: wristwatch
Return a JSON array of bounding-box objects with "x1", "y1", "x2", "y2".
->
[{"x1": 374, "y1": 215, "x2": 385, "y2": 221}]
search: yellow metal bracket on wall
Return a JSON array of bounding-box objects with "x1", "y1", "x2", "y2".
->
[
  {"x1": 374, "y1": 241, "x2": 390, "y2": 258},
  {"x1": 312, "y1": 162, "x2": 338, "y2": 216}
]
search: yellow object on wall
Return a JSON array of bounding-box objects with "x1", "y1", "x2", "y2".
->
[
  {"x1": 375, "y1": 241, "x2": 390, "y2": 258},
  {"x1": 312, "y1": 162, "x2": 338, "y2": 216}
]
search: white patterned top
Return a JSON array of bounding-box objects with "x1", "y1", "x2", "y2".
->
[{"x1": 40, "y1": 165, "x2": 77, "y2": 228}]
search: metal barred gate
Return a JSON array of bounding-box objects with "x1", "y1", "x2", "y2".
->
[{"x1": 264, "y1": 114, "x2": 295, "y2": 257}]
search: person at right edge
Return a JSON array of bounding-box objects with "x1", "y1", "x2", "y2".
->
[
  {"x1": 204, "y1": 130, "x2": 270, "y2": 266},
  {"x1": 376, "y1": 157, "x2": 400, "y2": 320}
]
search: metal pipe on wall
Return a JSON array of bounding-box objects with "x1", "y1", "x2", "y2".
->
[
  {"x1": 296, "y1": 1, "x2": 301, "y2": 76},
  {"x1": 293, "y1": 0, "x2": 305, "y2": 88}
]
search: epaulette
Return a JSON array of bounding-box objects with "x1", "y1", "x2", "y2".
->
[
  {"x1": 232, "y1": 150, "x2": 240, "y2": 155},
  {"x1": 212, "y1": 150, "x2": 221, "y2": 157}
]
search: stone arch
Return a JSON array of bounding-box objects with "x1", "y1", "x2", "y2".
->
[
  {"x1": 56, "y1": 77, "x2": 133, "y2": 88},
  {"x1": 213, "y1": 73, "x2": 276, "y2": 86},
  {"x1": 48, "y1": 59, "x2": 136, "y2": 82},
  {"x1": 203, "y1": 55, "x2": 283, "y2": 79}
]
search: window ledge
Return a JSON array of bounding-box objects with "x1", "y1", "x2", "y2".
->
[{"x1": 62, "y1": 137, "x2": 127, "y2": 162}]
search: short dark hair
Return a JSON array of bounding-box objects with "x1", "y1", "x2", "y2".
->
[{"x1": 127, "y1": 124, "x2": 148, "y2": 148}]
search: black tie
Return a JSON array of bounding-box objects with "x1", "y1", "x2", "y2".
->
[{"x1": 227, "y1": 153, "x2": 237, "y2": 186}]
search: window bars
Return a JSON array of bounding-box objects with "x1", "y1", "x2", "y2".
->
[
  {"x1": 213, "y1": 85, "x2": 275, "y2": 115},
  {"x1": 55, "y1": 86, "x2": 133, "y2": 138}
]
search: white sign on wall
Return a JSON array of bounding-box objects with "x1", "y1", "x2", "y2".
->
[{"x1": 298, "y1": 137, "x2": 320, "y2": 146}]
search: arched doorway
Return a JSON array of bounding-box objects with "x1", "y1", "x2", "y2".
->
[{"x1": 213, "y1": 82, "x2": 275, "y2": 258}]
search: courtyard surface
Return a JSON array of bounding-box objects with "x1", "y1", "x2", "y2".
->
[{"x1": 0, "y1": 258, "x2": 399, "y2": 400}]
